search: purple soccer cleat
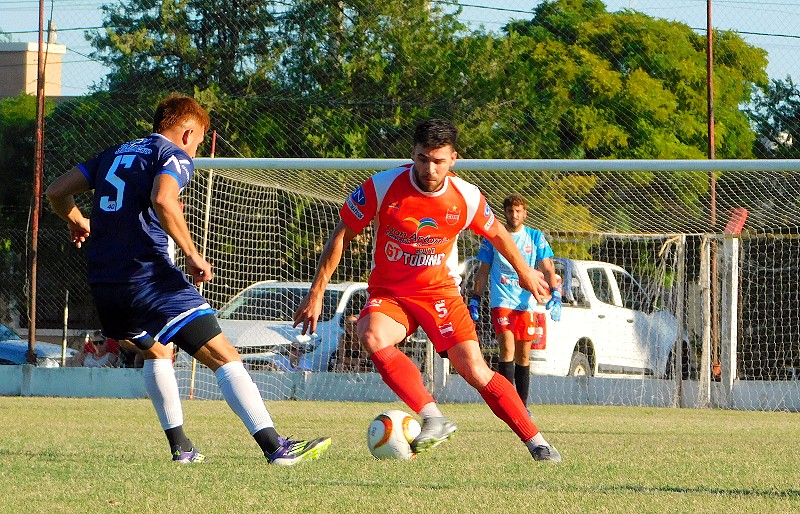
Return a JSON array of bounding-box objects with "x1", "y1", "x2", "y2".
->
[
  {"x1": 172, "y1": 446, "x2": 206, "y2": 464},
  {"x1": 266, "y1": 436, "x2": 331, "y2": 466}
]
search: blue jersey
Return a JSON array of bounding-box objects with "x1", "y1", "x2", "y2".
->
[
  {"x1": 77, "y1": 134, "x2": 194, "y2": 284},
  {"x1": 475, "y1": 226, "x2": 554, "y2": 310}
]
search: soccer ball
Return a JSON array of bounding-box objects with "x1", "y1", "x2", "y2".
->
[{"x1": 366, "y1": 409, "x2": 421, "y2": 460}]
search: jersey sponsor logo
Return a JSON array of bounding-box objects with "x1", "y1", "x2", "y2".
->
[
  {"x1": 404, "y1": 216, "x2": 438, "y2": 237},
  {"x1": 366, "y1": 298, "x2": 383, "y2": 308},
  {"x1": 387, "y1": 201, "x2": 400, "y2": 211},
  {"x1": 484, "y1": 203, "x2": 493, "y2": 217},
  {"x1": 524, "y1": 244, "x2": 532, "y2": 254},
  {"x1": 438, "y1": 322, "x2": 454, "y2": 336},
  {"x1": 483, "y1": 211, "x2": 495, "y2": 231},
  {"x1": 346, "y1": 194, "x2": 364, "y2": 219},
  {"x1": 445, "y1": 205, "x2": 461, "y2": 225},
  {"x1": 351, "y1": 186, "x2": 367, "y2": 206},
  {"x1": 384, "y1": 241, "x2": 445, "y2": 267},
  {"x1": 115, "y1": 138, "x2": 152, "y2": 155},
  {"x1": 385, "y1": 240, "x2": 404, "y2": 262},
  {"x1": 500, "y1": 275, "x2": 520, "y2": 287},
  {"x1": 498, "y1": 316, "x2": 510, "y2": 326},
  {"x1": 385, "y1": 226, "x2": 449, "y2": 247},
  {"x1": 346, "y1": 186, "x2": 367, "y2": 219}
]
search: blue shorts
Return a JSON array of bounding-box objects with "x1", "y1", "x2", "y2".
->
[{"x1": 90, "y1": 269, "x2": 216, "y2": 348}]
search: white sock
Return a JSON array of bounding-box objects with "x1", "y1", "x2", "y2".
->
[
  {"x1": 418, "y1": 402, "x2": 444, "y2": 420},
  {"x1": 525, "y1": 432, "x2": 549, "y2": 451},
  {"x1": 215, "y1": 361, "x2": 274, "y2": 434},
  {"x1": 143, "y1": 359, "x2": 184, "y2": 430}
]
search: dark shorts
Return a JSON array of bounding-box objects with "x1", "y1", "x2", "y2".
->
[{"x1": 90, "y1": 269, "x2": 218, "y2": 351}]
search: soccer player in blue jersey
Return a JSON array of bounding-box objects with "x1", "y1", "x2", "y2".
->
[
  {"x1": 46, "y1": 94, "x2": 330, "y2": 465},
  {"x1": 469, "y1": 193, "x2": 562, "y2": 408}
]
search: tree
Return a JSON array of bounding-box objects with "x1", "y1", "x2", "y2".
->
[
  {"x1": 747, "y1": 77, "x2": 800, "y2": 159},
  {"x1": 0, "y1": 94, "x2": 51, "y2": 225},
  {"x1": 470, "y1": 0, "x2": 771, "y2": 233},
  {"x1": 490, "y1": 0, "x2": 767, "y2": 160},
  {"x1": 88, "y1": 0, "x2": 279, "y2": 94},
  {"x1": 272, "y1": 0, "x2": 470, "y2": 158},
  {"x1": 75, "y1": 0, "x2": 774, "y2": 237}
]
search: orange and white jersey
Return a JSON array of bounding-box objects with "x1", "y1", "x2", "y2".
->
[{"x1": 340, "y1": 164, "x2": 500, "y2": 296}]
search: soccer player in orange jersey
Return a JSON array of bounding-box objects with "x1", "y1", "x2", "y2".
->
[{"x1": 294, "y1": 119, "x2": 561, "y2": 462}]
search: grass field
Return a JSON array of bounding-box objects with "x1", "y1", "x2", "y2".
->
[{"x1": 1, "y1": 397, "x2": 799, "y2": 513}]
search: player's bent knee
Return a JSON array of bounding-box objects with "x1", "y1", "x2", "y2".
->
[
  {"x1": 458, "y1": 365, "x2": 494, "y2": 389},
  {"x1": 359, "y1": 330, "x2": 394, "y2": 354},
  {"x1": 191, "y1": 333, "x2": 242, "y2": 371},
  {"x1": 449, "y1": 346, "x2": 494, "y2": 388}
]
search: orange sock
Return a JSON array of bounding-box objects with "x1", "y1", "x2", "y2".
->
[
  {"x1": 479, "y1": 372, "x2": 538, "y2": 441},
  {"x1": 370, "y1": 346, "x2": 435, "y2": 413}
]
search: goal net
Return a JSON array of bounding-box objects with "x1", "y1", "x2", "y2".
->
[{"x1": 175, "y1": 158, "x2": 800, "y2": 411}]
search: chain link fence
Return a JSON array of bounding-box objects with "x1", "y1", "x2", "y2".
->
[{"x1": 2, "y1": 0, "x2": 800, "y2": 380}]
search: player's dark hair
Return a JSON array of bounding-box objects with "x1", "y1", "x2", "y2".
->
[
  {"x1": 503, "y1": 193, "x2": 527, "y2": 210},
  {"x1": 413, "y1": 119, "x2": 458, "y2": 149},
  {"x1": 153, "y1": 94, "x2": 211, "y2": 134}
]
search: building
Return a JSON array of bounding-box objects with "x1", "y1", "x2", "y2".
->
[{"x1": 0, "y1": 41, "x2": 66, "y2": 97}]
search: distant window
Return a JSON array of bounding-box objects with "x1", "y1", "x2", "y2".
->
[
  {"x1": 588, "y1": 268, "x2": 614, "y2": 305},
  {"x1": 613, "y1": 271, "x2": 650, "y2": 312}
]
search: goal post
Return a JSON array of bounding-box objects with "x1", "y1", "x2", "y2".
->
[{"x1": 177, "y1": 158, "x2": 800, "y2": 411}]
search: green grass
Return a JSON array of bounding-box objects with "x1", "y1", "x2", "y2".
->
[{"x1": 1, "y1": 398, "x2": 799, "y2": 513}]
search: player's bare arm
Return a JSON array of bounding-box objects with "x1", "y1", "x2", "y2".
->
[
  {"x1": 294, "y1": 220, "x2": 358, "y2": 335},
  {"x1": 538, "y1": 257, "x2": 560, "y2": 290},
  {"x1": 45, "y1": 166, "x2": 92, "y2": 248},
  {"x1": 471, "y1": 261, "x2": 490, "y2": 296},
  {"x1": 150, "y1": 174, "x2": 211, "y2": 285},
  {"x1": 488, "y1": 224, "x2": 548, "y2": 302}
]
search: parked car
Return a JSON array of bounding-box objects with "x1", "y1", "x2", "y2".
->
[
  {"x1": 462, "y1": 258, "x2": 693, "y2": 379},
  {"x1": 0, "y1": 323, "x2": 76, "y2": 367},
  {"x1": 177, "y1": 281, "x2": 369, "y2": 371}
]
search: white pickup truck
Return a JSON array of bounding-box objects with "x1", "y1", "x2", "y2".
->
[{"x1": 466, "y1": 257, "x2": 691, "y2": 379}]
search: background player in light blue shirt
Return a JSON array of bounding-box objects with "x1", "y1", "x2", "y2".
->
[
  {"x1": 46, "y1": 94, "x2": 330, "y2": 465},
  {"x1": 469, "y1": 193, "x2": 562, "y2": 408}
]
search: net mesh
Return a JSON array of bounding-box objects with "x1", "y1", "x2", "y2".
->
[{"x1": 171, "y1": 160, "x2": 800, "y2": 410}]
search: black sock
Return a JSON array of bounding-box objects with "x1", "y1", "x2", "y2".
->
[
  {"x1": 515, "y1": 364, "x2": 530, "y2": 405},
  {"x1": 254, "y1": 427, "x2": 282, "y2": 455},
  {"x1": 165, "y1": 426, "x2": 193, "y2": 452},
  {"x1": 498, "y1": 361, "x2": 514, "y2": 383}
]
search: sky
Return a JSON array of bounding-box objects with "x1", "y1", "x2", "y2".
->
[{"x1": 2, "y1": 0, "x2": 800, "y2": 96}]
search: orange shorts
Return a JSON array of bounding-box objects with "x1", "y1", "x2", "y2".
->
[
  {"x1": 361, "y1": 288, "x2": 478, "y2": 354},
  {"x1": 491, "y1": 307, "x2": 537, "y2": 342}
]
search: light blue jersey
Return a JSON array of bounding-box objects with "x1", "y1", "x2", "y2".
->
[{"x1": 475, "y1": 227, "x2": 554, "y2": 310}]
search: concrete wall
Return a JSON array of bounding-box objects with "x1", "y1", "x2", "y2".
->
[
  {"x1": 0, "y1": 365, "x2": 146, "y2": 398},
  {"x1": 2, "y1": 365, "x2": 799, "y2": 412}
]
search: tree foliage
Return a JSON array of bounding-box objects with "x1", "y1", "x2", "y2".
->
[
  {"x1": 36, "y1": 0, "x2": 770, "y2": 246},
  {"x1": 88, "y1": 0, "x2": 278, "y2": 94},
  {"x1": 747, "y1": 77, "x2": 800, "y2": 159},
  {"x1": 0, "y1": 94, "x2": 57, "y2": 225}
]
